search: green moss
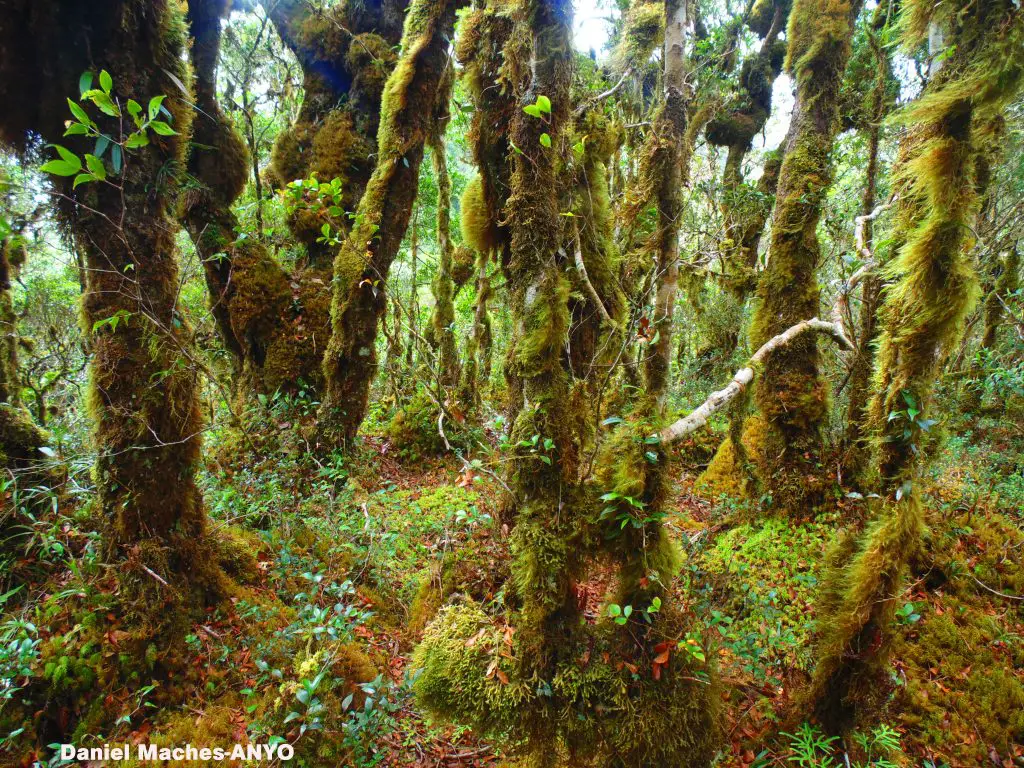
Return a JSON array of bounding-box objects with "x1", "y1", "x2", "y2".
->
[
  {"x1": 612, "y1": 1, "x2": 665, "y2": 72},
  {"x1": 460, "y1": 174, "x2": 500, "y2": 254},
  {"x1": 694, "y1": 416, "x2": 769, "y2": 502}
]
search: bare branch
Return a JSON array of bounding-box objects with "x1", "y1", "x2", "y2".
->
[{"x1": 661, "y1": 318, "x2": 854, "y2": 444}]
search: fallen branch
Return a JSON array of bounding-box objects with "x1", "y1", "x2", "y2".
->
[{"x1": 661, "y1": 318, "x2": 854, "y2": 444}]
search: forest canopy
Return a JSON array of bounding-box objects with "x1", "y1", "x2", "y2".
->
[{"x1": 0, "y1": 0, "x2": 1022, "y2": 766}]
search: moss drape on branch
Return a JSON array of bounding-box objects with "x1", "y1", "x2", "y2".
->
[
  {"x1": 807, "y1": 0, "x2": 1024, "y2": 731},
  {"x1": 320, "y1": 0, "x2": 464, "y2": 445},
  {"x1": 747, "y1": 0, "x2": 865, "y2": 513},
  {"x1": 182, "y1": 0, "x2": 293, "y2": 394}
]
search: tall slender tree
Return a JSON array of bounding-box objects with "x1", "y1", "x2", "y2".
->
[{"x1": 747, "y1": 0, "x2": 865, "y2": 512}]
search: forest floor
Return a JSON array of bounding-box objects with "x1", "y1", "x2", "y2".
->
[{"x1": 4, "y1": 399, "x2": 1023, "y2": 767}]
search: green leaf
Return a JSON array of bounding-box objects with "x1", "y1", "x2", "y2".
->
[
  {"x1": 66, "y1": 98, "x2": 94, "y2": 129},
  {"x1": 85, "y1": 154, "x2": 106, "y2": 180},
  {"x1": 111, "y1": 144, "x2": 123, "y2": 175},
  {"x1": 78, "y1": 71, "x2": 94, "y2": 97},
  {"x1": 94, "y1": 135, "x2": 111, "y2": 158},
  {"x1": 63, "y1": 123, "x2": 89, "y2": 137},
  {"x1": 523, "y1": 104, "x2": 543, "y2": 118},
  {"x1": 536, "y1": 94, "x2": 551, "y2": 113},
  {"x1": 99, "y1": 69, "x2": 113, "y2": 94},
  {"x1": 124, "y1": 132, "x2": 149, "y2": 149},
  {"x1": 72, "y1": 173, "x2": 96, "y2": 189},
  {"x1": 126, "y1": 99, "x2": 143, "y2": 119},
  {"x1": 148, "y1": 95, "x2": 166, "y2": 121},
  {"x1": 39, "y1": 159, "x2": 80, "y2": 177},
  {"x1": 607, "y1": 604, "x2": 621, "y2": 617},
  {"x1": 148, "y1": 120, "x2": 177, "y2": 136},
  {"x1": 89, "y1": 91, "x2": 120, "y2": 117},
  {"x1": 539, "y1": 132, "x2": 552, "y2": 148},
  {"x1": 54, "y1": 145, "x2": 80, "y2": 167}
]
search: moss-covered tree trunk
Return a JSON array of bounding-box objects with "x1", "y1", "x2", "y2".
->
[
  {"x1": 708, "y1": 1, "x2": 789, "y2": 300},
  {"x1": 0, "y1": 236, "x2": 47, "y2": 476},
  {"x1": 644, "y1": 0, "x2": 690, "y2": 411},
  {"x1": 748, "y1": 0, "x2": 864, "y2": 513},
  {"x1": 320, "y1": 0, "x2": 464, "y2": 445},
  {"x1": 0, "y1": 0, "x2": 225, "y2": 617},
  {"x1": 502, "y1": 0, "x2": 577, "y2": 677},
  {"x1": 428, "y1": 61, "x2": 460, "y2": 392},
  {"x1": 182, "y1": 0, "x2": 292, "y2": 393},
  {"x1": 841, "y1": 4, "x2": 895, "y2": 481},
  {"x1": 807, "y1": 0, "x2": 1024, "y2": 731},
  {"x1": 458, "y1": 248, "x2": 491, "y2": 412}
]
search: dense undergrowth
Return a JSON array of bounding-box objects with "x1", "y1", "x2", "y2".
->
[{"x1": 2, "y1": 390, "x2": 1021, "y2": 767}]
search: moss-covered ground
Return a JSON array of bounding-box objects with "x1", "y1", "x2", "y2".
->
[{"x1": 1, "y1": 400, "x2": 1021, "y2": 766}]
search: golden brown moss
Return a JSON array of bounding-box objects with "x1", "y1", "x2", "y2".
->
[{"x1": 807, "y1": 0, "x2": 1024, "y2": 731}]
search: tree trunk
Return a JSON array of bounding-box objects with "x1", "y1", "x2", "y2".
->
[
  {"x1": 807, "y1": 0, "x2": 1023, "y2": 731},
  {"x1": 0, "y1": 0, "x2": 225, "y2": 618},
  {"x1": 748, "y1": 0, "x2": 865, "y2": 513},
  {"x1": 320, "y1": 0, "x2": 465, "y2": 446}
]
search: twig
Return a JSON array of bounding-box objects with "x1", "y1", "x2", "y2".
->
[
  {"x1": 971, "y1": 574, "x2": 1024, "y2": 601},
  {"x1": 141, "y1": 565, "x2": 169, "y2": 588}
]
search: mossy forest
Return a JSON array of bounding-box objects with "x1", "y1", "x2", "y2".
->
[{"x1": 1, "y1": 0, "x2": 1023, "y2": 765}]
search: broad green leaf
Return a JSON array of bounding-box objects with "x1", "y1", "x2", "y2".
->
[
  {"x1": 539, "y1": 132, "x2": 551, "y2": 148},
  {"x1": 54, "y1": 144, "x2": 81, "y2": 167},
  {"x1": 72, "y1": 173, "x2": 96, "y2": 188},
  {"x1": 523, "y1": 104, "x2": 542, "y2": 118},
  {"x1": 85, "y1": 154, "x2": 106, "y2": 180},
  {"x1": 99, "y1": 69, "x2": 113, "y2": 94},
  {"x1": 111, "y1": 144, "x2": 123, "y2": 174},
  {"x1": 148, "y1": 120, "x2": 177, "y2": 136},
  {"x1": 39, "y1": 159, "x2": 80, "y2": 177},
  {"x1": 148, "y1": 95, "x2": 166, "y2": 121},
  {"x1": 63, "y1": 123, "x2": 89, "y2": 137},
  {"x1": 78, "y1": 71, "x2": 94, "y2": 96},
  {"x1": 124, "y1": 132, "x2": 149, "y2": 149},
  {"x1": 536, "y1": 94, "x2": 551, "y2": 113},
  {"x1": 66, "y1": 98, "x2": 94, "y2": 129}
]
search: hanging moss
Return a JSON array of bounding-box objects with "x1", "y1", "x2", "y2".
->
[
  {"x1": 321, "y1": 0, "x2": 465, "y2": 445},
  {"x1": 416, "y1": 5, "x2": 718, "y2": 764},
  {"x1": 807, "y1": 0, "x2": 1024, "y2": 732},
  {"x1": 612, "y1": 1, "x2": 665, "y2": 73},
  {"x1": 460, "y1": 174, "x2": 501, "y2": 255}
]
